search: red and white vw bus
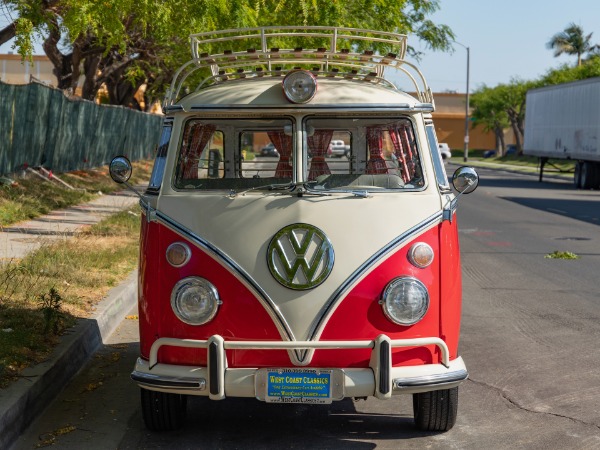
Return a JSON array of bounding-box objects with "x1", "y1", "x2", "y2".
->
[{"x1": 110, "y1": 27, "x2": 479, "y2": 432}]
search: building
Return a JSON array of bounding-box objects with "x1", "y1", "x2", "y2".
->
[
  {"x1": 0, "y1": 53, "x2": 56, "y2": 86},
  {"x1": 433, "y1": 92, "x2": 490, "y2": 151}
]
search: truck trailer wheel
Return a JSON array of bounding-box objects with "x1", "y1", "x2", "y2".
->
[
  {"x1": 580, "y1": 161, "x2": 599, "y2": 190},
  {"x1": 413, "y1": 387, "x2": 458, "y2": 431},
  {"x1": 141, "y1": 388, "x2": 187, "y2": 431}
]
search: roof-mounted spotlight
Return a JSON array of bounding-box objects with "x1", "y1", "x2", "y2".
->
[{"x1": 282, "y1": 70, "x2": 317, "y2": 104}]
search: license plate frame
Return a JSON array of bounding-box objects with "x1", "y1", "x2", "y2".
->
[{"x1": 256, "y1": 368, "x2": 344, "y2": 404}]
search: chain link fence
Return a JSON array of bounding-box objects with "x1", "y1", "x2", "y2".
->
[{"x1": 0, "y1": 81, "x2": 163, "y2": 176}]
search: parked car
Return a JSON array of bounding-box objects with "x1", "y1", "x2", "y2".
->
[
  {"x1": 259, "y1": 143, "x2": 279, "y2": 157},
  {"x1": 438, "y1": 143, "x2": 451, "y2": 160},
  {"x1": 329, "y1": 139, "x2": 350, "y2": 157}
]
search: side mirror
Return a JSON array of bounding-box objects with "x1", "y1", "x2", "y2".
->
[
  {"x1": 109, "y1": 156, "x2": 133, "y2": 184},
  {"x1": 452, "y1": 166, "x2": 479, "y2": 194}
]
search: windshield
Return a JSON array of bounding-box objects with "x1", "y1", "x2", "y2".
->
[
  {"x1": 305, "y1": 116, "x2": 424, "y2": 191},
  {"x1": 174, "y1": 117, "x2": 294, "y2": 190},
  {"x1": 173, "y1": 115, "x2": 424, "y2": 192}
]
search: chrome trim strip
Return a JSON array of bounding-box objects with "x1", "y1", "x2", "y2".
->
[
  {"x1": 188, "y1": 104, "x2": 433, "y2": 112},
  {"x1": 393, "y1": 369, "x2": 468, "y2": 389},
  {"x1": 131, "y1": 371, "x2": 206, "y2": 390},
  {"x1": 301, "y1": 211, "x2": 444, "y2": 361},
  {"x1": 151, "y1": 210, "x2": 297, "y2": 345}
]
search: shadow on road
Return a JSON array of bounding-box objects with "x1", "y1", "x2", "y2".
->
[
  {"x1": 502, "y1": 197, "x2": 600, "y2": 226},
  {"x1": 120, "y1": 395, "x2": 440, "y2": 449}
]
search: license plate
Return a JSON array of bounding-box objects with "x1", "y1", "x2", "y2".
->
[{"x1": 263, "y1": 369, "x2": 333, "y2": 404}]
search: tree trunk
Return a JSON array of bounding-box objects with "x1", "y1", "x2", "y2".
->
[
  {"x1": 81, "y1": 54, "x2": 101, "y2": 101},
  {"x1": 0, "y1": 22, "x2": 16, "y2": 47},
  {"x1": 43, "y1": 20, "x2": 74, "y2": 90},
  {"x1": 494, "y1": 126, "x2": 505, "y2": 156}
]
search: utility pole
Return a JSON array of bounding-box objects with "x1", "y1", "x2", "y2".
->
[{"x1": 454, "y1": 41, "x2": 470, "y2": 162}]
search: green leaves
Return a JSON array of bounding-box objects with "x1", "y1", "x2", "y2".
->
[
  {"x1": 6, "y1": 0, "x2": 455, "y2": 107},
  {"x1": 547, "y1": 23, "x2": 598, "y2": 67}
]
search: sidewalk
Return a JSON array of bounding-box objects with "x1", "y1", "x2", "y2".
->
[
  {"x1": 0, "y1": 188, "x2": 141, "y2": 262},
  {"x1": 0, "y1": 188, "x2": 141, "y2": 450}
]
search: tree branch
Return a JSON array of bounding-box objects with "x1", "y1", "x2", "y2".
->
[{"x1": 0, "y1": 22, "x2": 16, "y2": 47}]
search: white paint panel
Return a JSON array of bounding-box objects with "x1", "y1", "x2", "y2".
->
[
  {"x1": 179, "y1": 79, "x2": 420, "y2": 109},
  {"x1": 158, "y1": 192, "x2": 441, "y2": 341}
]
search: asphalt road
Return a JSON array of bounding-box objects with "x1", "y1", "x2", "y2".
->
[{"x1": 14, "y1": 167, "x2": 600, "y2": 449}]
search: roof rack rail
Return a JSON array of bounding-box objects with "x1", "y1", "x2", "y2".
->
[{"x1": 164, "y1": 26, "x2": 433, "y2": 108}]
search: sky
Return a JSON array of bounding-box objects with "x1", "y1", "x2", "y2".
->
[
  {"x1": 403, "y1": 0, "x2": 600, "y2": 93},
  {"x1": 1, "y1": 0, "x2": 599, "y2": 93}
]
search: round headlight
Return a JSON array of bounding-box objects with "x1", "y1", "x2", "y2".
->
[
  {"x1": 282, "y1": 70, "x2": 317, "y2": 103},
  {"x1": 171, "y1": 277, "x2": 221, "y2": 325},
  {"x1": 380, "y1": 277, "x2": 429, "y2": 326},
  {"x1": 407, "y1": 242, "x2": 434, "y2": 268}
]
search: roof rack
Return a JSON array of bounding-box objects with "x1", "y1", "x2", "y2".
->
[{"x1": 164, "y1": 26, "x2": 433, "y2": 107}]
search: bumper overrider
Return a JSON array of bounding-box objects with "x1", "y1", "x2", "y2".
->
[{"x1": 131, "y1": 334, "x2": 468, "y2": 400}]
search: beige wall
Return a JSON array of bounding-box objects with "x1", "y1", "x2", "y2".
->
[
  {"x1": 0, "y1": 54, "x2": 56, "y2": 86},
  {"x1": 432, "y1": 92, "x2": 515, "y2": 151}
]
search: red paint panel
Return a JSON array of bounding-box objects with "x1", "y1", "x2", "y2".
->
[
  {"x1": 438, "y1": 215, "x2": 462, "y2": 359},
  {"x1": 314, "y1": 226, "x2": 443, "y2": 367},
  {"x1": 138, "y1": 221, "x2": 287, "y2": 366},
  {"x1": 137, "y1": 220, "x2": 462, "y2": 369}
]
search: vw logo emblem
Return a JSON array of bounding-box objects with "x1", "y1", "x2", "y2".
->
[{"x1": 267, "y1": 224, "x2": 334, "y2": 290}]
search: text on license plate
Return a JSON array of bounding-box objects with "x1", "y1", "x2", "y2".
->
[{"x1": 266, "y1": 369, "x2": 332, "y2": 404}]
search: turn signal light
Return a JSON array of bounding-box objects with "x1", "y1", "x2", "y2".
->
[{"x1": 407, "y1": 242, "x2": 434, "y2": 268}]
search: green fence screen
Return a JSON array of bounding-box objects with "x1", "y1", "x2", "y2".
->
[{"x1": 0, "y1": 81, "x2": 163, "y2": 176}]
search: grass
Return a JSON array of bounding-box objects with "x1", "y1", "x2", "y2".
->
[
  {"x1": 0, "y1": 162, "x2": 148, "y2": 389},
  {"x1": 0, "y1": 206, "x2": 140, "y2": 388},
  {"x1": 0, "y1": 161, "x2": 153, "y2": 227},
  {"x1": 545, "y1": 250, "x2": 580, "y2": 260}
]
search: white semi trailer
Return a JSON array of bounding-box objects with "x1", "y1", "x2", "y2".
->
[{"x1": 523, "y1": 77, "x2": 600, "y2": 188}]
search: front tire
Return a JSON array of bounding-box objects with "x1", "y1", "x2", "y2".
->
[
  {"x1": 141, "y1": 388, "x2": 187, "y2": 431},
  {"x1": 413, "y1": 387, "x2": 458, "y2": 431}
]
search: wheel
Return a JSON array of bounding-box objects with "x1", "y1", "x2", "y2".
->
[
  {"x1": 574, "y1": 161, "x2": 583, "y2": 189},
  {"x1": 413, "y1": 387, "x2": 458, "y2": 432},
  {"x1": 140, "y1": 388, "x2": 187, "y2": 431},
  {"x1": 580, "y1": 161, "x2": 598, "y2": 190}
]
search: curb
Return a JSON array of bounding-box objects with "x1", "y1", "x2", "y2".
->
[
  {"x1": 0, "y1": 270, "x2": 138, "y2": 450},
  {"x1": 447, "y1": 160, "x2": 572, "y2": 182}
]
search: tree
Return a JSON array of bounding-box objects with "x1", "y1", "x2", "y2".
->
[
  {"x1": 5, "y1": 0, "x2": 455, "y2": 109},
  {"x1": 470, "y1": 86, "x2": 511, "y2": 154},
  {"x1": 540, "y1": 55, "x2": 600, "y2": 86},
  {"x1": 547, "y1": 23, "x2": 599, "y2": 67},
  {"x1": 494, "y1": 80, "x2": 538, "y2": 154}
]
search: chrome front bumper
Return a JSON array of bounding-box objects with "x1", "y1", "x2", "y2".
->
[{"x1": 131, "y1": 334, "x2": 468, "y2": 399}]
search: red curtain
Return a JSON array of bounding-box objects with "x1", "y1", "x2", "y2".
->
[
  {"x1": 401, "y1": 126, "x2": 416, "y2": 180},
  {"x1": 179, "y1": 122, "x2": 217, "y2": 179},
  {"x1": 268, "y1": 131, "x2": 294, "y2": 178},
  {"x1": 388, "y1": 124, "x2": 409, "y2": 182},
  {"x1": 365, "y1": 126, "x2": 388, "y2": 174},
  {"x1": 308, "y1": 130, "x2": 333, "y2": 180}
]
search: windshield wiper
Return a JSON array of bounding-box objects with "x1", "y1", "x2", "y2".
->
[
  {"x1": 230, "y1": 182, "x2": 370, "y2": 198},
  {"x1": 302, "y1": 185, "x2": 370, "y2": 198},
  {"x1": 228, "y1": 182, "x2": 294, "y2": 198}
]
